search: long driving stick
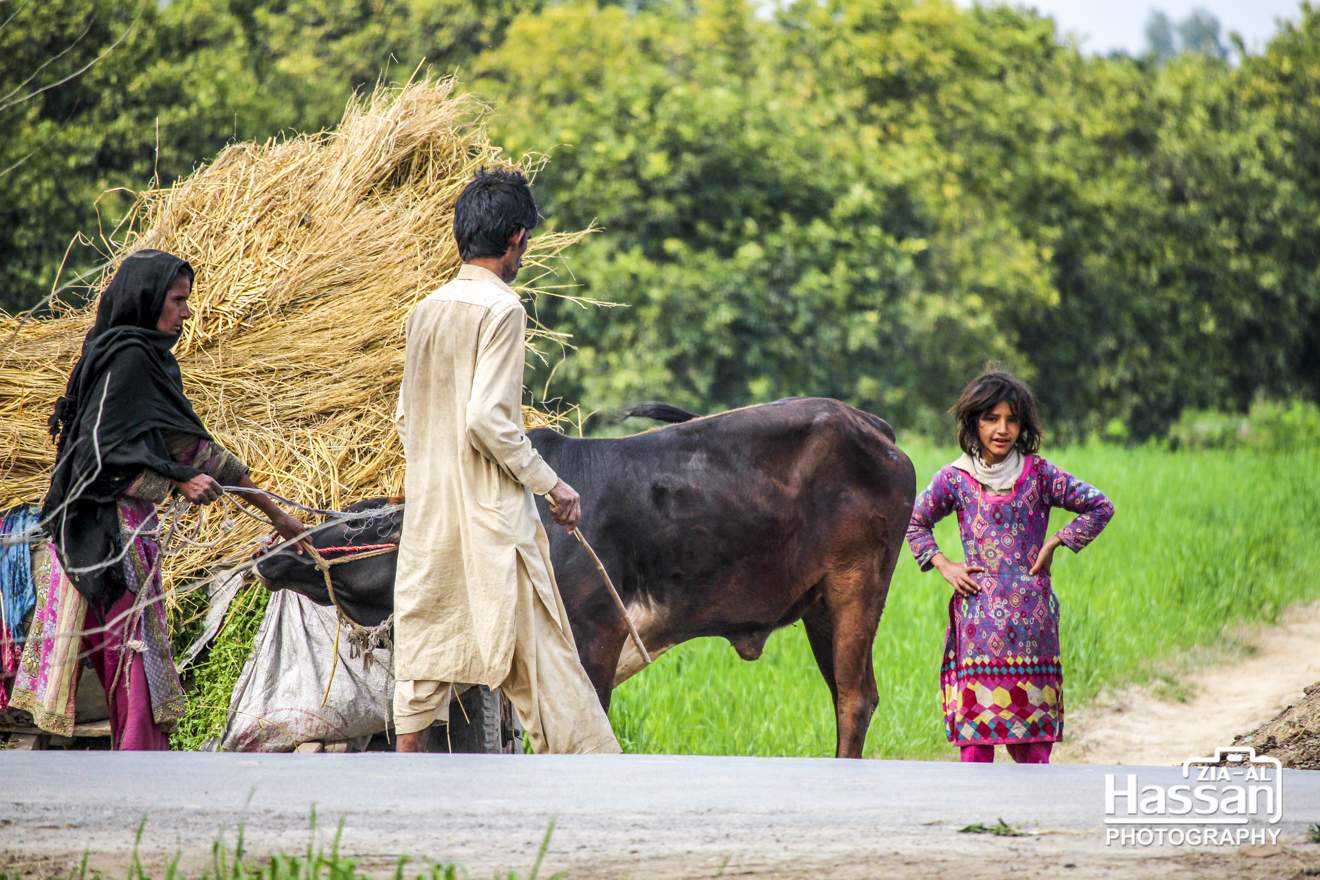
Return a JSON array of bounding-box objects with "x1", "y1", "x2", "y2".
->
[{"x1": 548, "y1": 498, "x2": 652, "y2": 665}]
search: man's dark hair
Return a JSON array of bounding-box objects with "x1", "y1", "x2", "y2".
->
[
  {"x1": 950, "y1": 367, "x2": 1044, "y2": 456},
  {"x1": 453, "y1": 169, "x2": 539, "y2": 261}
]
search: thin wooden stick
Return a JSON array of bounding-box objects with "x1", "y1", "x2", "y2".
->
[
  {"x1": 321, "y1": 618, "x2": 342, "y2": 708},
  {"x1": 546, "y1": 497, "x2": 650, "y2": 664},
  {"x1": 567, "y1": 524, "x2": 651, "y2": 665},
  {"x1": 0, "y1": 579, "x2": 10, "y2": 668}
]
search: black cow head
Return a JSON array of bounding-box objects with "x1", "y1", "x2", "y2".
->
[{"x1": 254, "y1": 497, "x2": 402, "y2": 628}]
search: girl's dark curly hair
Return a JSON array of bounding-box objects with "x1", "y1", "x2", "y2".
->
[{"x1": 950, "y1": 368, "x2": 1043, "y2": 457}]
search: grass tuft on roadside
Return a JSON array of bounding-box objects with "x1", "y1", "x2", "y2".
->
[
  {"x1": 958, "y1": 818, "x2": 1027, "y2": 837},
  {"x1": 1, "y1": 816, "x2": 565, "y2": 880}
]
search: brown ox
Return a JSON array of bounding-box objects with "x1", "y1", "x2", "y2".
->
[{"x1": 257, "y1": 397, "x2": 916, "y2": 757}]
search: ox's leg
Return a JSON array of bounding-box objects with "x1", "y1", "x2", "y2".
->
[
  {"x1": 578, "y1": 623, "x2": 626, "y2": 712},
  {"x1": 819, "y1": 560, "x2": 888, "y2": 759},
  {"x1": 802, "y1": 595, "x2": 838, "y2": 706}
]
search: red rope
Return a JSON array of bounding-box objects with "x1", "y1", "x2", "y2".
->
[{"x1": 315, "y1": 544, "x2": 397, "y2": 554}]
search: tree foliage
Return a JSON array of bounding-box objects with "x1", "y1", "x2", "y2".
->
[
  {"x1": 0, "y1": 0, "x2": 533, "y2": 311},
  {"x1": 1146, "y1": 8, "x2": 1230, "y2": 62},
  {"x1": 3, "y1": 0, "x2": 1317, "y2": 439}
]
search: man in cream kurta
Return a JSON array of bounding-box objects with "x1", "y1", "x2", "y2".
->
[{"x1": 392, "y1": 169, "x2": 619, "y2": 754}]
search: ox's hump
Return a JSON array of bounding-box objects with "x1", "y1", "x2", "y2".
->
[
  {"x1": 618, "y1": 396, "x2": 898, "y2": 447},
  {"x1": 772, "y1": 397, "x2": 898, "y2": 446}
]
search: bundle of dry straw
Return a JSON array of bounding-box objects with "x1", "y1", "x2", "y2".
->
[{"x1": 0, "y1": 79, "x2": 582, "y2": 595}]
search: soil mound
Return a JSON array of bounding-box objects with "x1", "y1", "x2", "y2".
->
[{"x1": 1234, "y1": 682, "x2": 1320, "y2": 770}]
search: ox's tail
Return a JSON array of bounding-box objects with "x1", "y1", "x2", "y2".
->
[{"x1": 619, "y1": 401, "x2": 701, "y2": 424}]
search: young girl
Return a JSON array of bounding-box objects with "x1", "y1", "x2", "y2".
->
[{"x1": 906, "y1": 370, "x2": 1113, "y2": 764}]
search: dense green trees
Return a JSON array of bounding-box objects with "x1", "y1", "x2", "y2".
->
[
  {"x1": 0, "y1": 0, "x2": 533, "y2": 311},
  {"x1": 3, "y1": 0, "x2": 1317, "y2": 439},
  {"x1": 1146, "y1": 9, "x2": 1230, "y2": 62}
]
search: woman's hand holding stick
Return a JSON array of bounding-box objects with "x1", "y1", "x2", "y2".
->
[{"x1": 178, "y1": 474, "x2": 311, "y2": 553}]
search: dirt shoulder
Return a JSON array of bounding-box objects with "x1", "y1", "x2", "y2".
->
[{"x1": 1057, "y1": 601, "x2": 1320, "y2": 767}]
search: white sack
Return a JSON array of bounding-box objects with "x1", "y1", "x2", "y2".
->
[{"x1": 218, "y1": 590, "x2": 391, "y2": 751}]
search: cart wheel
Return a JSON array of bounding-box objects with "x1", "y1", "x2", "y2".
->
[
  {"x1": 445, "y1": 685, "x2": 504, "y2": 753},
  {"x1": 500, "y1": 690, "x2": 524, "y2": 754}
]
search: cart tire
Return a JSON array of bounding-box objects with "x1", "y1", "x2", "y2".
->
[{"x1": 445, "y1": 686, "x2": 514, "y2": 753}]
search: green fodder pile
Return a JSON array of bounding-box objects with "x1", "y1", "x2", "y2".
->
[{"x1": 0, "y1": 79, "x2": 583, "y2": 746}]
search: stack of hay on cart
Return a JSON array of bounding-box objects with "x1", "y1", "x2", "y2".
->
[{"x1": 0, "y1": 79, "x2": 584, "y2": 747}]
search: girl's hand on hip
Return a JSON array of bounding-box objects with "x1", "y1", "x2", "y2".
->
[
  {"x1": 1030, "y1": 536, "x2": 1062, "y2": 576},
  {"x1": 176, "y1": 474, "x2": 222, "y2": 505},
  {"x1": 934, "y1": 555, "x2": 984, "y2": 596}
]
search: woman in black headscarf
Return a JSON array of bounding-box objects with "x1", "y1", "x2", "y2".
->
[{"x1": 11, "y1": 250, "x2": 308, "y2": 749}]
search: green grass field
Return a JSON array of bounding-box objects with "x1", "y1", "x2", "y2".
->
[{"x1": 606, "y1": 443, "x2": 1320, "y2": 759}]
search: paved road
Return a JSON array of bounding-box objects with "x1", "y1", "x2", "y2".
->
[{"x1": 4, "y1": 754, "x2": 1319, "y2": 878}]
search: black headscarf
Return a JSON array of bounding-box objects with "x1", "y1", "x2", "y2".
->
[{"x1": 43, "y1": 249, "x2": 211, "y2": 608}]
